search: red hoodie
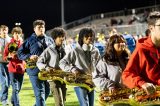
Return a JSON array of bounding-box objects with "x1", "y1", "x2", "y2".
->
[
  {"x1": 122, "y1": 36, "x2": 160, "y2": 89},
  {"x1": 4, "y1": 38, "x2": 25, "y2": 74}
]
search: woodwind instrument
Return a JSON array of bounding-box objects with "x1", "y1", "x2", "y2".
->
[
  {"x1": 132, "y1": 86, "x2": 160, "y2": 102},
  {"x1": 99, "y1": 86, "x2": 160, "y2": 106},
  {"x1": 38, "y1": 68, "x2": 95, "y2": 92},
  {"x1": 25, "y1": 58, "x2": 37, "y2": 69},
  {"x1": 7, "y1": 42, "x2": 18, "y2": 61},
  {"x1": 8, "y1": 42, "x2": 18, "y2": 53}
]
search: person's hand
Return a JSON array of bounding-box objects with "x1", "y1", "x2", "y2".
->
[
  {"x1": 72, "y1": 70, "x2": 81, "y2": 77},
  {"x1": 30, "y1": 55, "x2": 38, "y2": 62},
  {"x1": 7, "y1": 52, "x2": 17, "y2": 60},
  {"x1": 141, "y1": 83, "x2": 156, "y2": 95},
  {"x1": 46, "y1": 67, "x2": 55, "y2": 73},
  {"x1": 109, "y1": 87, "x2": 116, "y2": 94}
]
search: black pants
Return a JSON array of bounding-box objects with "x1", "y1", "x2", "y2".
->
[{"x1": 49, "y1": 81, "x2": 67, "y2": 106}]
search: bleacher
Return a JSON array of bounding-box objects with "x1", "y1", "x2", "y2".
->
[{"x1": 53, "y1": 4, "x2": 160, "y2": 37}]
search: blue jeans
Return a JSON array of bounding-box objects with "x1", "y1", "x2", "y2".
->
[
  {"x1": 29, "y1": 75, "x2": 50, "y2": 106},
  {"x1": 9, "y1": 73, "x2": 24, "y2": 106},
  {"x1": 74, "y1": 87, "x2": 94, "y2": 106},
  {"x1": 0, "y1": 63, "x2": 10, "y2": 104}
]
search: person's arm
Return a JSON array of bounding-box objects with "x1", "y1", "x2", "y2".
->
[
  {"x1": 17, "y1": 40, "x2": 31, "y2": 61},
  {"x1": 36, "y1": 49, "x2": 50, "y2": 70},
  {"x1": 92, "y1": 59, "x2": 116, "y2": 91},
  {"x1": 59, "y1": 50, "x2": 77, "y2": 73},
  {"x1": 122, "y1": 48, "x2": 145, "y2": 89},
  {"x1": 3, "y1": 43, "x2": 9, "y2": 61}
]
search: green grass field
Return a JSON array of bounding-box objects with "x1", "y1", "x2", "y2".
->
[{"x1": 0, "y1": 73, "x2": 100, "y2": 106}]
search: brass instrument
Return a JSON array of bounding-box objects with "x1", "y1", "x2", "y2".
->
[
  {"x1": 25, "y1": 59, "x2": 37, "y2": 69},
  {"x1": 38, "y1": 69, "x2": 95, "y2": 92},
  {"x1": 7, "y1": 42, "x2": 18, "y2": 60},
  {"x1": 99, "y1": 88, "x2": 133, "y2": 103},
  {"x1": 99, "y1": 86, "x2": 160, "y2": 106},
  {"x1": 8, "y1": 42, "x2": 18, "y2": 53},
  {"x1": 132, "y1": 86, "x2": 160, "y2": 102}
]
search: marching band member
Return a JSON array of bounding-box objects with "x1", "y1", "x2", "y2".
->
[
  {"x1": 122, "y1": 11, "x2": 160, "y2": 95},
  {"x1": 59, "y1": 27, "x2": 100, "y2": 106},
  {"x1": 3, "y1": 27, "x2": 25, "y2": 106},
  {"x1": 37, "y1": 27, "x2": 67, "y2": 106},
  {"x1": 0, "y1": 25, "x2": 11, "y2": 106},
  {"x1": 92, "y1": 35, "x2": 130, "y2": 93},
  {"x1": 17, "y1": 20, "x2": 53, "y2": 106}
]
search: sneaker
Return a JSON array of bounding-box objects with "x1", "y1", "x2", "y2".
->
[{"x1": 2, "y1": 100, "x2": 10, "y2": 106}]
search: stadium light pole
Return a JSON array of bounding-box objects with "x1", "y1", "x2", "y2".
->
[
  {"x1": 155, "y1": 0, "x2": 157, "y2": 10},
  {"x1": 61, "y1": 0, "x2": 65, "y2": 28}
]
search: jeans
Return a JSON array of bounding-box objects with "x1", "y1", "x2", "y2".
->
[
  {"x1": 29, "y1": 75, "x2": 50, "y2": 106},
  {"x1": 0, "y1": 63, "x2": 10, "y2": 105},
  {"x1": 74, "y1": 87, "x2": 94, "y2": 106},
  {"x1": 49, "y1": 81, "x2": 67, "y2": 106},
  {"x1": 9, "y1": 73, "x2": 24, "y2": 106}
]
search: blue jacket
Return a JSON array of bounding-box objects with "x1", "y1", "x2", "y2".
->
[{"x1": 17, "y1": 33, "x2": 53, "y2": 75}]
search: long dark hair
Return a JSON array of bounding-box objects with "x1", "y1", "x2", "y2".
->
[{"x1": 103, "y1": 34, "x2": 130, "y2": 69}]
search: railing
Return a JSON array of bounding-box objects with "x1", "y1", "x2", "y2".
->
[
  {"x1": 46, "y1": 4, "x2": 159, "y2": 38},
  {"x1": 62, "y1": 4, "x2": 160, "y2": 30},
  {"x1": 66, "y1": 23, "x2": 148, "y2": 37}
]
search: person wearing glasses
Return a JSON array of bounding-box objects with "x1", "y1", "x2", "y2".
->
[{"x1": 122, "y1": 11, "x2": 160, "y2": 95}]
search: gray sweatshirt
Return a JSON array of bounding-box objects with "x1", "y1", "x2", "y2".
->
[
  {"x1": 36, "y1": 44, "x2": 65, "y2": 70},
  {"x1": 92, "y1": 58, "x2": 123, "y2": 91},
  {"x1": 0, "y1": 35, "x2": 11, "y2": 63},
  {"x1": 59, "y1": 44, "x2": 100, "y2": 74}
]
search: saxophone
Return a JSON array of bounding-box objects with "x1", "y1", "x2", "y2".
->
[
  {"x1": 7, "y1": 42, "x2": 18, "y2": 61},
  {"x1": 99, "y1": 86, "x2": 160, "y2": 105},
  {"x1": 131, "y1": 86, "x2": 160, "y2": 102},
  {"x1": 25, "y1": 58, "x2": 37, "y2": 69},
  {"x1": 8, "y1": 42, "x2": 18, "y2": 53},
  {"x1": 99, "y1": 88, "x2": 133, "y2": 103},
  {"x1": 38, "y1": 68, "x2": 95, "y2": 92}
]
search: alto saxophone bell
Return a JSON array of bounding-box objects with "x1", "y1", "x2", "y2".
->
[{"x1": 8, "y1": 42, "x2": 18, "y2": 53}]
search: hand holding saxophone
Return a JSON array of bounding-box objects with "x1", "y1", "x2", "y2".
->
[
  {"x1": 72, "y1": 70, "x2": 80, "y2": 77},
  {"x1": 7, "y1": 52, "x2": 17, "y2": 60},
  {"x1": 25, "y1": 55, "x2": 38, "y2": 68},
  {"x1": 46, "y1": 67, "x2": 55, "y2": 73},
  {"x1": 141, "y1": 82, "x2": 156, "y2": 95},
  {"x1": 109, "y1": 87, "x2": 116, "y2": 94},
  {"x1": 29, "y1": 55, "x2": 38, "y2": 62},
  {"x1": 72, "y1": 70, "x2": 85, "y2": 78}
]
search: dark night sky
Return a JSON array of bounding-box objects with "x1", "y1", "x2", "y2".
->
[{"x1": 0, "y1": 0, "x2": 159, "y2": 36}]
